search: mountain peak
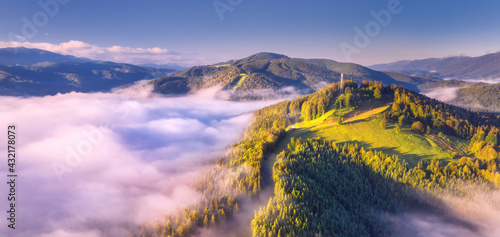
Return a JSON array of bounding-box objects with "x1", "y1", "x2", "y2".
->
[{"x1": 231, "y1": 52, "x2": 290, "y2": 65}]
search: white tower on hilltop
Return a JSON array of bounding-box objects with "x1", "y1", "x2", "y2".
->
[{"x1": 340, "y1": 73, "x2": 344, "y2": 93}]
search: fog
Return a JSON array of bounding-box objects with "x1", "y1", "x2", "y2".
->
[
  {"x1": 422, "y1": 87, "x2": 460, "y2": 103},
  {"x1": 444, "y1": 77, "x2": 500, "y2": 84},
  {"x1": 0, "y1": 82, "x2": 282, "y2": 237},
  {"x1": 389, "y1": 187, "x2": 500, "y2": 237}
]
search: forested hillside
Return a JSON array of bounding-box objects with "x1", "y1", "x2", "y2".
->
[
  {"x1": 134, "y1": 80, "x2": 500, "y2": 237},
  {"x1": 453, "y1": 83, "x2": 500, "y2": 112},
  {"x1": 152, "y1": 53, "x2": 435, "y2": 98}
]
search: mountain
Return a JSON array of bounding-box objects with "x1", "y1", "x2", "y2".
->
[
  {"x1": 137, "y1": 63, "x2": 187, "y2": 71},
  {"x1": 226, "y1": 52, "x2": 290, "y2": 65},
  {"x1": 370, "y1": 52, "x2": 500, "y2": 80},
  {"x1": 153, "y1": 52, "x2": 437, "y2": 98},
  {"x1": 0, "y1": 61, "x2": 173, "y2": 96},
  {"x1": 0, "y1": 47, "x2": 93, "y2": 65},
  {"x1": 298, "y1": 58, "x2": 441, "y2": 86}
]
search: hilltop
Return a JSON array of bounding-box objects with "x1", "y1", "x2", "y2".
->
[{"x1": 153, "y1": 52, "x2": 438, "y2": 99}]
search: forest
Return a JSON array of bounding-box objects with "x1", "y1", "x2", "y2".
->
[{"x1": 133, "y1": 80, "x2": 500, "y2": 237}]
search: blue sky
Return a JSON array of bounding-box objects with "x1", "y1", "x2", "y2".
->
[{"x1": 1, "y1": 0, "x2": 499, "y2": 66}]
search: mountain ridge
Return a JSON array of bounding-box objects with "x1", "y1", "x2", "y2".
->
[
  {"x1": 0, "y1": 47, "x2": 94, "y2": 65},
  {"x1": 153, "y1": 52, "x2": 438, "y2": 98},
  {"x1": 369, "y1": 52, "x2": 500, "y2": 79}
]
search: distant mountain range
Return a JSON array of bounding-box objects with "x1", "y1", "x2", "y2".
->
[
  {"x1": 1, "y1": 48, "x2": 498, "y2": 114},
  {"x1": 0, "y1": 47, "x2": 174, "y2": 96},
  {"x1": 153, "y1": 52, "x2": 440, "y2": 99},
  {"x1": 0, "y1": 47, "x2": 93, "y2": 65},
  {"x1": 369, "y1": 52, "x2": 500, "y2": 80},
  {"x1": 137, "y1": 63, "x2": 187, "y2": 71}
]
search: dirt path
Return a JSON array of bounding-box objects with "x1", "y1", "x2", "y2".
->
[{"x1": 433, "y1": 134, "x2": 463, "y2": 156}]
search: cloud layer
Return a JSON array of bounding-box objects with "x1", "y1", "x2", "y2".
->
[
  {"x1": 0, "y1": 40, "x2": 207, "y2": 66},
  {"x1": 389, "y1": 188, "x2": 500, "y2": 237},
  {"x1": 0, "y1": 83, "x2": 279, "y2": 237},
  {"x1": 423, "y1": 87, "x2": 460, "y2": 103}
]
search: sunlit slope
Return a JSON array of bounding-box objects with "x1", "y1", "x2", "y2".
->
[{"x1": 283, "y1": 101, "x2": 469, "y2": 167}]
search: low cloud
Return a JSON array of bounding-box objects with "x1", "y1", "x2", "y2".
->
[
  {"x1": 0, "y1": 83, "x2": 279, "y2": 237},
  {"x1": 0, "y1": 40, "x2": 207, "y2": 66},
  {"x1": 443, "y1": 77, "x2": 500, "y2": 84},
  {"x1": 220, "y1": 86, "x2": 311, "y2": 101},
  {"x1": 423, "y1": 87, "x2": 460, "y2": 103},
  {"x1": 388, "y1": 187, "x2": 500, "y2": 237}
]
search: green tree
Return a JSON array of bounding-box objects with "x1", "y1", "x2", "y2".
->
[
  {"x1": 374, "y1": 88, "x2": 382, "y2": 99},
  {"x1": 426, "y1": 126, "x2": 431, "y2": 135},
  {"x1": 395, "y1": 123, "x2": 401, "y2": 135},
  {"x1": 411, "y1": 121, "x2": 425, "y2": 134}
]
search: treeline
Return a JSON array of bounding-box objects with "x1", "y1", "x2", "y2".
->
[
  {"x1": 386, "y1": 86, "x2": 500, "y2": 161},
  {"x1": 252, "y1": 138, "x2": 500, "y2": 237},
  {"x1": 300, "y1": 80, "x2": 386, "y2": 121}
]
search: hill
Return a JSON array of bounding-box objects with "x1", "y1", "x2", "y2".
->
[
  {"x1": 453, "y1": 83, "x2": 500, "y2": 112},
  {"x1": 153, "y1": 52, "x2": 437, "y2": 98},
  {"x1": 370, "y1": 52, "x2": 500, "y2": 80},
  {"x1": 0, "y1": 47, "x2": 92, "y2": 65},
  {"x1": 418, "y1": 80, "x2": 500, "y2": 112},
  {"x1": 0, "y1": 61, "x2": 172, "y2": 96},
  {"x1": 137, "y1": 80, "x2": 500, "y2": 237}
]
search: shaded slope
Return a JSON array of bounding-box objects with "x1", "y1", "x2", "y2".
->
[{"x1": 0, "y1": 61, "x2": 172, "y2": 96}]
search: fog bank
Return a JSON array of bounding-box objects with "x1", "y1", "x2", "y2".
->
[{"x1": 0, "y1": 82, "x2": 281, "y2": 237}]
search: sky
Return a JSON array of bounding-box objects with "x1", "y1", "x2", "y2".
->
[{"x1": 1, "y1": 0, "x2": 500, "y2": 66}]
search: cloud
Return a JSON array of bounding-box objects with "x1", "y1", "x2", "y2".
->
[
  {"x1": 388, "y1": 187, "x2": 500, "y2": 237},
  {"x1": 443, "y1": 77, "x2": 500, "y2": 84},
  {"x1": 423, "y1": 87, "x2": 460, "y2": 103},
  {"x1": 0, "y1": 83, "x2": 280, "y2": 237},
  {"x1": 0, "y1": 40, "x2": 208, "y2": 66}
]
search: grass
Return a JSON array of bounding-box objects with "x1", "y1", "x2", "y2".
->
[
  {"x1": 282, "y1": 104, "x2": 470, "y2": 167},
  {"x1": 291, "y1": 107, "x2": 354, "y2": 129},
  {"x1": 212, "y1": 64, "x2": 230, "y2": 68},
  {"x1": 232, "y1": 73, "x2": 248, "y2": 90}
]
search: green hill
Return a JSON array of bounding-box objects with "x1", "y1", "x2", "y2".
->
[
  {"x1": 153, "y1": 53, "x2": 438, "y2": 98},
  {"x1": 138, "y1": 80, "x2": 500, "y2": 237}
]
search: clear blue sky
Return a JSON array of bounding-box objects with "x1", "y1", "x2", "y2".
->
[{"x1": 1, "y1": 0, "x2": 499, "y2": 66}]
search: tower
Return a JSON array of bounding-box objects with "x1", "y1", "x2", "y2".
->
[{"x1": 340, "y1": 73, "x2": 344, "y2": 93}]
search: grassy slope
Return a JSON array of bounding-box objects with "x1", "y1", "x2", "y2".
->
[
  {"x1": 282, "y1": 101, "x2": 469, "y2": 167},
  {"x1": 233, "y1": 73, "x2": 248, "y2": 90}
]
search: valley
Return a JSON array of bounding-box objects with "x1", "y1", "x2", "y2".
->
[{"x1": 3, "y1": 2, "x2": 500, "y2": 237}]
